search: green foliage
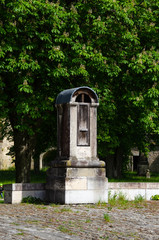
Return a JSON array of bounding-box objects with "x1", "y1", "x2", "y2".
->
[
  {"x1": 108, "y1": 192, "x2": 128, "y2": 208},
  {"x1": 103, "y1": 213, "x2": 110, "y2": 222},
  {"x1": 0, "y1": 170, "x2": 16, "y2": 184},
  {"x1": 151, "y1": 195, "x2": 159, "y2": 200},
  {"x1": 109, "y1": 172, "x2": 159, "y2": 182},
  {"x1": 96, "y1": 200, "x2": 107, "y2": 207},
  {"x1": 60, "y1": 207, "x2": 72, "y2": 212},
  {"x1": 21, "y1": 196, "x2": 44, "y2": 204},
  {"x1": 134, "y1": 194, "x2": 145, "y2": 203},
  {"x1": 30, "y1": 170, "x2": 46, "y2": 183},
  {"x1": 58, "y1": 225, "x2": 71, "y2": 234},
  {"x1": 85, "y1": 219, "x2": 91, "y2": 223},
  {"x1": 0, "y1": 170, "x2": 46, "y2": 184},
  {"x1": 108, "y1": 192, "x2": 147, "y2": 209},
  {"x1": 1, "y1": 0, "x2": 159, "y2": 180}
]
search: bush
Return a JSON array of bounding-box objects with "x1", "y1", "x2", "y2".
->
[
  {"x1": 151, "y1": 195, "x2": 159, "y2": 200},
  {"x1": 21, "y1": 196, "x2": 44, "y2": 204}
]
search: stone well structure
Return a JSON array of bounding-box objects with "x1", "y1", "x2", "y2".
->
[{"x1": 46, "y1": 86, "x2": 108, "y2": 204}]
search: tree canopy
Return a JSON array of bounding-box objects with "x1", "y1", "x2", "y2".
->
[{"x1": 0, "y1": 0, "x2": 159, "y2": 181}]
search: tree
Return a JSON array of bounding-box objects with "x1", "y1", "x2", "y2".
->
[
  {"x1": 0, "y1": 0, "x2": 159, "y2": 181},
  {"x1": 0, "y1": 0, "x2": 69, "y2": 182},
  {"x1": 95, "y1": 0, "x2": 159, "y2": 177}
]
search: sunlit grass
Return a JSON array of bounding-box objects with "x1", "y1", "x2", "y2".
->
[
  {"x1": 0, "y1": 169, "x2": 46, "y2": 184},
  {"x1": 108, "y1": 192, "x2": 147, "y2": 209},
  {"x1": 109, "y1": 171, "x2": 159, "y2": 182},
  {"x1": 0, "y1": 170, "x2": 158, "y2": 185}
]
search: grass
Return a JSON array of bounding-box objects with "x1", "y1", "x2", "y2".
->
[
  {"x1": 0, "y1": 169, "x2": 16, "y2": 184},
  {"x1": 103, "y1": 213, "x2": 110, "y2": 222},
  {"x1": 15, "y1": 230, "x2": 25, "y2": 236},
  {"x1": 0, "y1": 170, "x2": 159, "y2": 185},
  {"x1": 96, "y1": 200, "x2": 107, "y2": 207},
  {"x1": 25, "y1": 220, "x2": 40, "y2": 224},
  {"x1": 60, "y1": 207, "x2": 72, "y2": 212},
  {"x1": 52, "y1": 207, "x2": 73, "y2": 213},
  {"x1": 85, "y1": 218, "x2": 91, "y2": 223},
  {"x1": 109, "y1": 171, "x2": 159, "y2": 182},
  {"x1": 108, "y1": 192, "x2": 147, "y2": 209},
  {"x1": 108, "y1": 192, "x2": 129, "y2": 209},
  {"x1": 58, "y1": 225, "x2": 74, "y2": 235},
  {"x1": 92, "y1": 192, "x2": 146, "y2": 211},
  {"x1": 0, "y1": 169, "x2": 46, "y2": 184},
  {"x1": 134, "y1": 194, "x2": 145, "y2": 203}
]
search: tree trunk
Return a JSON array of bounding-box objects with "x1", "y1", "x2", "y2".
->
[
  {"x1": 106, "y1": 147, "x2": 123, "y2": 178},
  {"x1": 113, "y1": 147, "x2": 123, "y2": 178},
  {"x1": 34, "y1": 154, "x2": 40, "y2": 173},
  {"x1": 14, "y1": 130, "x2": 34, "y2": 183}
]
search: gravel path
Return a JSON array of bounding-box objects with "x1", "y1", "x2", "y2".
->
[{"x1": 0, "y1": 201, "x2": 158, "y2": 239}]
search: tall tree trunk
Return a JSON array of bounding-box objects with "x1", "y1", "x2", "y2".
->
[
  {"x1": 113, "y1": 147, "x2": 123, "y2": 178},
  {"x1": 34, "y1": 154, "x2": 40, "y2": 173},
  {"x1": 14, "y1": 130, "x2": 34, "y2": 183},
  {"x1": 106, "y1": 147, "x2": 123, "y2": 178}
]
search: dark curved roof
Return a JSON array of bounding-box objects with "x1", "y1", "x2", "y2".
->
[{"x1": 56, "y1": 86, "x2": 98, "y2": 104}]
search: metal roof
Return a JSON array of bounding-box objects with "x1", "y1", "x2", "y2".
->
[{"x1": 55, "y1": 86, "x2": 98, "y2": 104}]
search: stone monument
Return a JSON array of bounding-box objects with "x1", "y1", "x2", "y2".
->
[
  {"x1": 46, "y1": 86, "x2": 108, "y2": 204},
  {"x1": 137, "y1": 152, "x2": 149, "y2": 176}
]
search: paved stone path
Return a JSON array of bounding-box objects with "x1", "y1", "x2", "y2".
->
[{"x1": 0, "y1": 201, "x2": 158, "y2": 239}]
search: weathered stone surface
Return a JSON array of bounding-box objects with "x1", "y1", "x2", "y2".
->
[
  {"x1": 65, "y1": 189, "x2": 108, "y2": 204},
  {"x1": 4, "y1": 183, "x2": 45, "y2": 191},
  {"x1": 148, "y1": 147, "x2": 159, "y2": 172},
  {"x1": 0, "y1": 201, "x2": 158, "y2": 239},
  {"x1": 4, "y1": 183, "x2": 46, "y2": 204},
  {"x1": 108, "y1": 182, "x2": 159, "y2": 200},
  {"x1": 87, "y1": 177, "x2": 108, "y2": 190},
  {"x1": 4, "y1": 182, "x2": 159, "y2": 204},
  {"x1": 66, "y1": 178, "x2": 87, "y2": 190},
  {"x1": 46, "y1": 87, "x2": 108, "y2": 204},
  {"x1": 0, "y1": 137, "x2": 14, "y2": 170},
  {"x1": 131, "y1": 148, "x2": 159, "y2": 173},
  {"x1": 46, "y1": 175, "x2": 108, "y2": 204},
  {"x1": 108, "y1": 182, "x2": 159, "y2": 189}
]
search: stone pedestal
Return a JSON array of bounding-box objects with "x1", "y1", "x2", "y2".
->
[
  {"x1": 46, "y1": 87, "x2": 108, "y2": 204},
  {"x1": 46, "y1": 160, "x2": 108, "y2": 204}
]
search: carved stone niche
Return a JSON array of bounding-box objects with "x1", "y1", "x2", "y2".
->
[{"x1": 46, "y1": 86, "x2": 108, "y2": 204}]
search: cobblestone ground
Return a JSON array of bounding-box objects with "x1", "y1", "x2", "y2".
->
[{"x1": 0, "y1": 201, "x2": 158, "y2": 240}]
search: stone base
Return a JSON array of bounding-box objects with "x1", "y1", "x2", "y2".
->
[
  {"x1": 4, "y1": 183, "x2": 46, "y2": 204},
  {"x1": 46, "y1": 163, "x2": 108, "y2": 204},
  {"x1": 46, "y1": 176, "x2": 108, "y2": 204}
]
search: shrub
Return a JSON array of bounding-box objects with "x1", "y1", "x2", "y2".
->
[
  {"x1": 21, "y1": 196, "x2": 44, "y2": 204},
  {"x1": 151, "y1": 195, "x2": 159, "y2": 200}
]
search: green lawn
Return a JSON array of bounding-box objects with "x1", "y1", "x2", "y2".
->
[
  {"x1": 0, "y1": 170, "x2": 159, "y2": 185},
  {"x1": 109, "y1": 171, "x2": 159, "y2": 182},
  {"x1": 0, "y1": 169, "x2": 46, "y2": 185}
]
